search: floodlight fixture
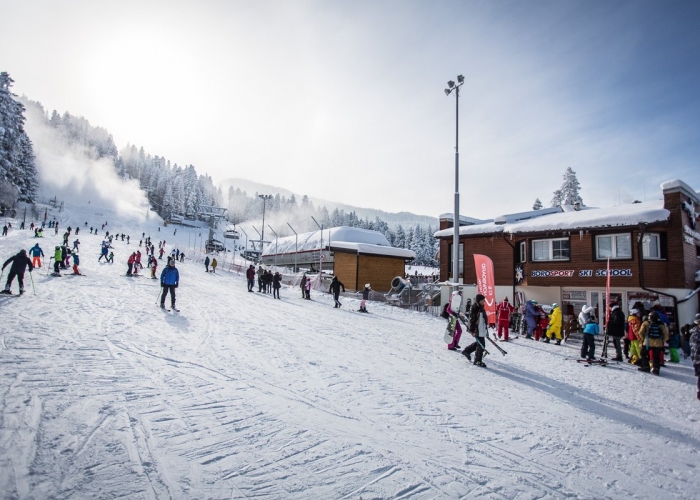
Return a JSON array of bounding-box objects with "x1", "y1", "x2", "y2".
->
[
  {"x1": 457, "y1": 75, "x2": 464, "y2": 83},
  {"x1": 444, "y1": 88, "x2": 451, "y2": 96},
  {"x1": 447, "y1": 80, "x2": 455, "y2": 88}
]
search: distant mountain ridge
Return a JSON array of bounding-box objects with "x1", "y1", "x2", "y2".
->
[{"x1": 219, "y1": 177, "x2": 437, "y2": 228}]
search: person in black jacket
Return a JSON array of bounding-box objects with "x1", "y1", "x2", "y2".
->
[
  {"x1": 273, "y1": 272, "x2": 282, "y2": 299},
  {"x1": 2, "y1": 249, "x2": 34, "y2": 294},
  {"x1": 606, "y1": 303, "x2": 626, "y2": 361},
  {"x1": 329, "y1": 276, "x2": 345, "y2": 308}
]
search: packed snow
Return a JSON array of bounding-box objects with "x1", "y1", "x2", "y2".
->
[{"x1": 1, "y1": 202, "x2": 699, "y2": 499}]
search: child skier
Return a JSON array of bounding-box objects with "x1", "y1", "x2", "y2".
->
[
  {"x1": 72, "y1": 253, "x2": 81, "y2": 275},
  {"x1": 359, "y1": 284, "x2": 371, "y2": 313},
  {"x1": 52, "y1": 246, "x2": 62, "y2": 276},
  {"x1": 581, "y1": 315, "x2": 599, "y2": 362},
  {"x1": 29, "y1": 243, "x2": 44, "y2": 268}
]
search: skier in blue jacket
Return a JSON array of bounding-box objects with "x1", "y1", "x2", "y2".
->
[
  {"x1": 581, "y1": 316, "x2": 600, "y2": 361},
  {"x1": 160, "y1": 258, "x2": 180, "y2": 310},
  {"x1": 525, "y1": 300, "x2": 539, "y2": 339}
]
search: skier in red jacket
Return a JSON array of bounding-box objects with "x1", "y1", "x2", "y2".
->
[{"x1": 495, "y1": 297, "x2": 515, "y2": 341}]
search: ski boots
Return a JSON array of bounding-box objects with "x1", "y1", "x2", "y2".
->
[
  {"x1": 462, "y1": 350, "x2": 472, "y2": 361},
  {"x1": 555, "y1": 339, "x2": 561, "y2": 345},
  {"x1": 474, "y1": 361, "x2": 487, "y2": 368}
]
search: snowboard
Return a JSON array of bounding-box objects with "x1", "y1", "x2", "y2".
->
[{"x1": 444, "y1": 316, "x2": 457, "y2": 343}]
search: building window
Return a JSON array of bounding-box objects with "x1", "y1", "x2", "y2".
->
[
  {"x1": 532, "y1": 238, "x2": 570, "y2": 261},
  {"x1": 519, "y1": 241, "x2": 526, "y2": 263},
  {"x1": 642, "y1": 233, "x2": 661, "y2": 259},
  {"x1": 596, "y1": 234, "x2": 632, "y2": 259}
]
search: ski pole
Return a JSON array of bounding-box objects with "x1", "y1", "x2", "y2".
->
[{"x1": 29, "y1": 271, "x2": 36, "y2": 296}]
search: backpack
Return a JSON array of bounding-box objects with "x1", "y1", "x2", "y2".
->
[{"x1": 648, "y1": 322, "x2": 662, "y2": 340}]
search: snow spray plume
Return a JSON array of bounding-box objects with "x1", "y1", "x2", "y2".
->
[{"x1": 21, "y1": 99, "x2": 150, "y2": 220}]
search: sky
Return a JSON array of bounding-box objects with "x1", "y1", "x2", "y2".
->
[{"x1": 1, "y1": 0, "x2": 699, "y2": 219}]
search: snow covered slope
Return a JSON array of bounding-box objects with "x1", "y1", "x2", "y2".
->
[{"x1": 0, "y1": 202, "x2": 699, "y2": 499}]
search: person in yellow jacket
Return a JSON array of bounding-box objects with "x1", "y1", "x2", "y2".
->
[
  {"x1": 638, "y1": 311, "x2": 670, "y2": 375},
  {"x1": 627, "y1": 309, "x2": 642, "y2": 365},
  {"x1": 544, "y1": 303, "x2": 563, "y2": 345}
]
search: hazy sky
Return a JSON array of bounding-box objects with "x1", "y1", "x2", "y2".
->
[{"x1": 2, "y1": 0, "x2": 699, "y2": 218}]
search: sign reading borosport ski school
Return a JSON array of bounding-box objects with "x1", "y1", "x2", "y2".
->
[{"x1": 530, "y1": 269, "x2": 633, "y2": 278}]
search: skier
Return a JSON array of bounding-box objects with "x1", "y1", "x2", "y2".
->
[
  {"x1": 581, "y1": 314, "x2": 599, "y2": 362},
  {"x1": 98, "y1": 242, "x2": 109, "y2": 262},
  {"x1": 2, "y1": 224, "x2": 8, "y2": 236},
  {"x1": 159, "y1": 247, "x2": 164, "y2": 260},
  {"x1": 273, "y1": 271, "x2": 281, "y2": 299},
  {"x1": 107, "y1": 251, "x2": 114, "y2": 264},
  {"x1": 578, "y1": 305, "x2": 594, "y2": 330},
  {"x1": 246, "y1": 264, "x2": 255, "y2": 292},
  {"x1": 606, "y1": 302, "x2": 626, "y2": 361},
  {"x1": 495, "y1": 297, "x2": 515, "y2": 341},
  {"x1": 544, "y1": 303, "x2": 563, "y2": 345},
  {"x1": 134, "y1": 251, "x2": 143, "y2": 275},
  {"x1": 29, "y1": 243, "x2": 44, "y2": 268},
  {"x1": 446, "y1": 289, "x2": 463, "y2": 350},
  {"x1": 72, "y1": 239, "x2": 80, "y2": 252},
  {"x1": 72, "y1": 253, "x2": 81, "y2": 275},
  {"x1": 52, "y1": 246, "x2": 62, "y2": 275},
  {"x1": 638, "y1": 311, "x2": 669, "y2": 375},
  {"x1": 359, "y1": 284, "x2": 371, "y2": 313},
  {"x1": 205, "y1": 256, "x2": 211, "y2": 273},
  {"x1": 462, "y1": 294, "x2": 488, "y2": 367},
  {"x1": 179, "y1": 252, "x2": 185, "y2": 263},
  {"x1": 160, "y1": 259, "x2": 179, "y2": 311},
  {"x1": 127, "y1": 252, "x2": 136, "y2": 276},
  {"x1": 689, "y1": 314, "x2": 700, "y2": 400},
  {"x1": 211, "y1": 258, "x2": 217, "y2": 273},
  {"x1": 524, "y1": 300, "x2": 539, "y2": 339},
  {"x1": 149, "y1": 255, "x2": 158, "y2": 279},
  {"x1": 329, "y1": 276, "x2": 345, "y2": 308},
  {"x1": 300, "y1": 273, "x2": 307, "y2": 298},
  {"x1": 75, "y1": 227, "x2": 79, "y2": 235},
  {"x1": 1, "y1": 249, "x2": 33, "y2": 294}
]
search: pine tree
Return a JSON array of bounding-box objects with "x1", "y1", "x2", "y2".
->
[
  {"x1": 551, "y1": 167, "x2": 583, "y2": 207},
  {"x1": 533, "y1": 198, "x2": 543, "y2": 210}
]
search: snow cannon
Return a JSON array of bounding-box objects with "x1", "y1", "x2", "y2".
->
[{"x1": 391, "y1": 276, "x2": 406, "y2": 293}]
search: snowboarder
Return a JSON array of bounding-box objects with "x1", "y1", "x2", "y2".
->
[
  {"x1": 462, "y1": 294, "x2": 488, "y2": 367},
  {"x1": 359, "y1": 284, "x2": 371, "y2": 313},
  {"x1": 581, "y1": 314, "x2": 599, "y2": 362},
  {"x1": 2, "y1": 249, "x2": 33, "y2": 294},
  {"x1": 446, "y1": 289, "x2": 463, "y2": 350},
  {"x1": 72, "y1": 253, "x2": 81, "y2": 275},
  {"x1": 638, "y1": 311, "x2": 669, "y2": 375},
  {"x1": 273, "y1": 272, "x2": 281, "y2": 299},
  {"x1": 606, "y1": 302, "x2": 626, "y2": 361},
  {"x1": 160, "y1": 259, "x2": 179, "y2": 310},
  {"x1": 544, "y1": 303, "x2": 563, "y2": 345},
  {"x1": 211, "y1": 258, "x2": 217, "y2": 273},
  {"x1": 246, "y1": 265, "x2": 255, "y2": 292},
  {"x1": 689, "y1": 314, "x2": 700, "y2": 400},
  {"x1": 29, "y1": 243, "x2": 44, "y2": 268},
  {"x1": 205, "y1": 256, "x2": 211, "y2": 273},
  {"x1": 495, "y1": 297, "x2": 515, "y2": 341},
  {"x1": 329, "y1": 276, "x2": 345, "y2": 308}
]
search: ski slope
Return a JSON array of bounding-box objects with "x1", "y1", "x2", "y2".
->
[{"x1": 0, "y1": 202, "x2": 699, "y2": 499}]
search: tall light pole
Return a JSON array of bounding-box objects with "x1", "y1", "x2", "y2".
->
[
  {"x1": 258, "y1": 194, "x2": 272, "y2": 255},
  {"x1": 445, "y1": 74, "x2": 464, "y2": 284},
  {"x1": 239, "y1": 227, "x2": 248, "y2": 262},
  {"x1": 268, "y1": 224, "x2": 278, "y2": 268},
  {"x1": 287, "y1": 222, "x2": 298, "y2": 272},
  {"x1": 311, "y1": 216, "x2": 323, "y2": 275}
]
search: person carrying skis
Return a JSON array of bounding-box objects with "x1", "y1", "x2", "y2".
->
[
  {"x1": 246, "y1": 264, "x2": 255, "y2": 292},
  {"x1": 29, "y1": 243, "x2": 44, "y2": 268},
  {"x1": 638, "y1": 311, "x2": 669, "y2": 375},
  {"x1": 211, "y1": 258, "x2": 217, "y2": 273},
  {"x1": 689, "y1": 314, "x2": 700, "y2": 401},
  {"x1": 545, "y1": 303, "x2": 563, "y2": 345},
  {"x1": 205, "y1": 256, "x2": 211, "y2": 273},
  {"x1": 273, "y1": 271, "x2": 281, "y2": 299},
  {"x1": 72, "y1": 253, "x2": 81, "y2": 275},
  {"x1": 446, "y1": 289, "x2": 463, "y2": 350},
  {"x1": 581, "y1": 314, "x2": 600, "y2": 362},
  {"x1": 359, "y1": 284, "x2": 371, "y2": 313},
  {"x1": 52, "y1": 246, "x2": 62, "y2": 275},
  {"x1": 495, "y1": 296, "x2": 514, "y2": 341},
  {"x1": 160, "y1": 259, "x2": 179, "y2": 310},
  {"x1": 127, "y1": 252, "x2": 136, "y2": 276},
  {"x1": 2, "y1": 249, "x2": 33, "y2": 294},
  {"x1": 462, "y1": 293, "x2": 488, "y2": 367},
  {"x1": 606, "y1": 302, "x2": 626, "y2": 361},
  {"x1": 329, "y1": 276, "x2": 345, "y2": 308}
]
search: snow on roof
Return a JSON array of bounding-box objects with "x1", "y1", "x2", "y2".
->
[
  {"x1": 660, "y1": 179, "x2": 700, "y2": 203},
  {"x1": 434, "y1": 200, "x2": 670, "y2": 238},
  {"x1": 262, "y1": 226, "x2": 392, "y2": 256},
  {"x1": 330, "y1": 241, "x2": 415, "y2": 259},
  {"x1": 438, "y1": 213, "x2": 492, "y2": 225}
]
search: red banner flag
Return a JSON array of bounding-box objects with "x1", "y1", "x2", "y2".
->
[{"x1": 474, "y1": 254, "x2": 496, "y2": 324}]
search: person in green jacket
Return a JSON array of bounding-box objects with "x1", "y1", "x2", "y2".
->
[{"x1": 52, "y1": 246, "x2": 62, "y2": 275}]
